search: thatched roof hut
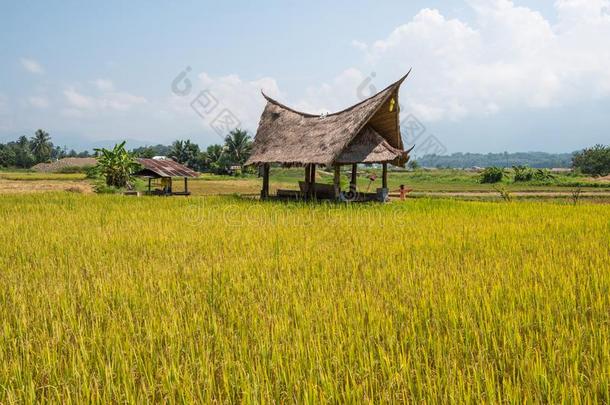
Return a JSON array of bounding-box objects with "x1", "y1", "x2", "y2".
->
[{"x1": 246, "y1": 72, "x2": 413, "y2": 201}]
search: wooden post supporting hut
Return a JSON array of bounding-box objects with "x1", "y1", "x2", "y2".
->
[
  {"x1": 350, "y1": 164, "x2": 358, "y2": 193},
  {"x1": 333, "y1": 165, "x2": 341, "y2": 199},
  {"x1": 260, "y1": 163, "x2": 270, "y2": 200}
]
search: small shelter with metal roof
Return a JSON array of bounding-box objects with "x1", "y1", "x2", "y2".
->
[
  {"x1": 245, "y1": 72, "x2": 413, "y2": 201},
  {"x1": 135, "y1": 158, "x2": 199, "y2": 196}
]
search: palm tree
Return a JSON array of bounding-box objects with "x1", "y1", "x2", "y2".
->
[
  {"x1": 14, "y1": 136, "x2": 34, "y2": 168},
  {"x1": 169, "y1": 139, "x2": 200, "y2": 168},
  {"x1": 169, "y1": 140, "x2": 187, "y2": 163},
  {"x1": 224, "y1": 129, "x2": 252, "y2": 166},
  {"x1": 205, "y1": 144, "x2": 224, "y2": 163},
  {"x1": 17, "y1": 135, "x2": 30, "y2": 149},
  {"x1": 30, "y1": 129, "x2": 53, "y2": 163},
  {"x1": 201, "y1": 144, "x2": 229, "y2": 173}
]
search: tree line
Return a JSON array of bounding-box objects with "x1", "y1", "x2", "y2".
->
[
  {"x1": 132, "y1": 128, "x2": 253, "y2": 173},
  {"x1": 476, "y1": 145, "x2": 610, "y2": 182},
  {"x1": 417, "y1": 151, "x2": 574, "y2": 169},
  {"x1": 0, "y1": 130, "x2": 93, "y2": 168},
  {"x1": 416, "y1": 148, "x2": 610, "y2": 176},
  {"x1": 3, "y1": 129, "x2": 607, "y2": 177},
  {"x1": 1, "y1": 128, "x2": 253, "y2": 173}
]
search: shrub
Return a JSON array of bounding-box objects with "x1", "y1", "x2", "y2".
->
[
  {"x1": 480, "y1": 167, "x2": 504, "y2": 183},
  {"x1": 513, "y1": 166, "x2": 533, "y2": 182},
  {"x1": 493, "y1": 185, "x2": 512, "y2": 202},
  {"x1": 533, "y1": 169, "x2": 555, "y2": 182},
  {"x1": 58, "y1": 165, "x2": 94, "y2": 174},
  {"x1": 571, "y1": 187, "x2": 582, "y2": 205},
  {"x1": 572, "y1": 144, "x2": 610, "y2": 176},
  {"x1": 85, "y1": 166, "x2": 100, "y2": 179}
]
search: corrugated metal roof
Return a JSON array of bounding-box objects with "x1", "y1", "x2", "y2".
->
[{"x1": 136, "y1": 158, "x2": 199, "y2": 178}]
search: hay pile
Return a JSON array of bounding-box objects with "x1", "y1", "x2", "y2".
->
[{"x1": 32, "y1": 158, "x2": 97, "y2": 173}]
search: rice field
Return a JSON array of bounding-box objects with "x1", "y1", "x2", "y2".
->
[{"x1": 0, "y1": 193, "x2": 609, "y2": 402}]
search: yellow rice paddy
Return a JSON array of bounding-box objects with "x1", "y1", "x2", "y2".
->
[{"x1": 0, "y1": 193, "x2": 608, "y2": 402}]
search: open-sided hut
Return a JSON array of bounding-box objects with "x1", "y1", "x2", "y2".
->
[
  {"x1": 135, "y1": 158, "x2": 198, "y2": 196},
  {"x1": 245, "y1": 73, "x2": 413, "y2": 202}
]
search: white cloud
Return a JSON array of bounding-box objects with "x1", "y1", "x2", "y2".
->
[
  {"x1": 20, "y1": 58, "x2": 44, "y2": 75},
  {"x1": 177, "y1": 69, "x2": 368, "y2": 132},
  {"x1": 202, "y1": 0, "x2": 610, "y2": 127},
  {"x1": 63, "y1": 85, "x2": 147, "y2": 114},
  {"x1": 351, "y1": 40, "x2": 368, "y2": 51},
  {"x1": 64, "y1": 88, "x2": 96, "y2": 110},
  {"x1": 219, "y1": 1, "x2": 605, "y2": 126},
  {"x1": 37, "y1": 0, "x2": 609, "y2": 146},
  {"x1": 28, "y1": 96, "x2": 49, "y2": 109},
  {"x1": 60, "y1": 108, "x2": 85, "y2": 118},
  {"x1": 93, "y1": 79, "x2": 115, "y2": 92},
  {"x1": 157, "y1": 0, "x2": 610, "y2": 140},
  {"x1": 293, "y1": 68, "x2": 368, "y2": 114},
  {"x1": 102, "y1": 92, "x2": 147, "y2": 111},
  {"x1": 555, "y1": 0, "x2": 610, "y2": 25},
  {"x1": 342, "y1": 0, "x2": 610, "y2": 122},
  {"x1": 169, "y1": 73, "x2": 281, "y2": 131}
]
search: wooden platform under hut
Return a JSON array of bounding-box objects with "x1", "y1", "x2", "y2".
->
[{"x1": 245, "y1": 72, "x2": 414, "y2": 202}]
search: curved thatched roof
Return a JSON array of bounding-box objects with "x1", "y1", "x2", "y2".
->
[
  {"x1": 245, "y1": 72, "x2": 412, "y2": 167},
  {"x1": 335, "y1": 126, "x2": 414, "y2": 165}
]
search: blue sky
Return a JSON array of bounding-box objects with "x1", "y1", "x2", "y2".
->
[{"x1": 1, "y1": 0, "x2": 609, "y2": 154}]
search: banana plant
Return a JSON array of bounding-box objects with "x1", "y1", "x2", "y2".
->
[{"x1": 93, "y1": 141, "x2": 141, "y2": 188}]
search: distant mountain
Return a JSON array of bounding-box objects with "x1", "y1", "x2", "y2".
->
[
  {"x1": 49, "y1": 136, "x2": 154, "y2": 153},
  {"x1": 417, "y1": 152, "x2": 575, "y2": 169}
]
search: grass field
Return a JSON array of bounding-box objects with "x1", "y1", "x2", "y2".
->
[
  {"x1": 1, "y1": 168, "x2": 609, "y2": 198},
  {"x1": 1, "y1": 193, "x2": 609, "y2": 402},
  {"x1": 186, "y1": 168, "x2": 610, "y2": 201},
  {"x1": 192, "y1": 168, "x2": 610, "y2": 194},
  {"x1": 0, "y1": 171, "x2": 87, "y2": 181}
]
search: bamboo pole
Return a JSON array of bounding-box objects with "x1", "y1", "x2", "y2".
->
[{"x1": 382, "y1": 163, "x2": 388, "y2": 189}]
